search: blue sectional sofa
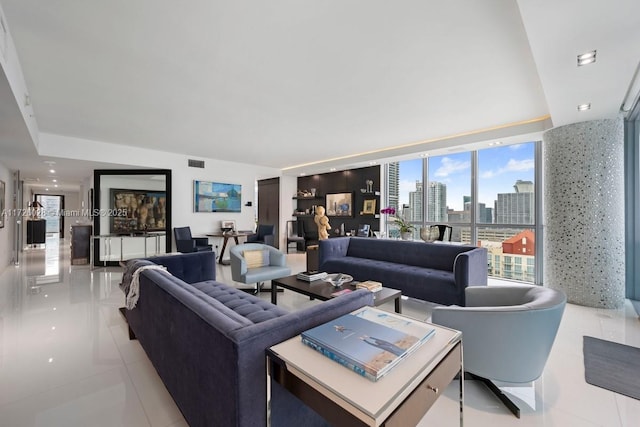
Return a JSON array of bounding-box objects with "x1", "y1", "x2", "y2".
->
[
  {"x1": 319, "y1": 237, "x2": 488, "y2": 305},
  {"x1": 120, "y1": 251, "x2": 373, "y2": 427}
]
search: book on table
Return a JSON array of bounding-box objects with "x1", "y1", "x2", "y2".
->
[
  {"x1": 296, "y1": 270, "x2": 328, "y2": 282},
  {"x1": 356, "y1": 280, "x2": 383, "y2": 292},
  {"x1": 301, "y1": 307, "x2": 435, "y2": 381}
]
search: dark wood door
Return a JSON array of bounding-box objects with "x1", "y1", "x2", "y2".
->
[{"x1": 258, "y1": 178, "x2": 280, "y2": 249}]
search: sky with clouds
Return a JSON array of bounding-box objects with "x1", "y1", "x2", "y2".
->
[{"x1": 397, "y1": 142, "x2": 535, "y2": 211}]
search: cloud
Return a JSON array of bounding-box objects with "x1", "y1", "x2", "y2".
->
[
  {"x1": 505, "y1": 158, "x2": 534, "y2": 171},
  {"x1": 480, "y1": 158, "x2": 534, "y2": 179},
  {"x1": 434, "y1": 157, "x2": 470, "y2": 178}
]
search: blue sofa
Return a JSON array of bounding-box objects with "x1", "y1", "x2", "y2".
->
[
  {"x1": 121, "y1": 251, "x2": 373, "y2": 427},
  {"x1": 319, "y1": 237, "x2": 488, "y2": 305}
]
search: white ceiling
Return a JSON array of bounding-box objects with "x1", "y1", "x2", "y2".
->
[{"x1": 1, "y1": 0, "x2": 639, "y2": 187}]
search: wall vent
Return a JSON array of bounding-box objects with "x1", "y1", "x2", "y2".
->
[{"x1": 188, "y1": 159, "x2": 205, "y2": 168}]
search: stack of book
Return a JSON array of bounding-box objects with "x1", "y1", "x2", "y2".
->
[
  {"x1": 296, "y1": 270, "x2": 328, "y2": 282},
  {"x1": 356, "y1": 280, "x2": 383, "y2": 292},
  {"x1": 301, "y1": 308, "x2": 436, "y2": 381}
]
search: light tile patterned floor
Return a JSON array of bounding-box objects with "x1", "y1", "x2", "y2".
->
[{"x1": 0, "y1": 237, "x2": 638, "y2": 426}]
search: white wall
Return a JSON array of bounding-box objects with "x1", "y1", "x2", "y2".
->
[
  {"x1": 38, "y1": 133, "x2": 283, "y2": 250},
  {"x1": 0, "y1": 161, "x2": 13, "y2": 271}
]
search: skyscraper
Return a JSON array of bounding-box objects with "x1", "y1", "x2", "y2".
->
[
  {"x1": 495, "y1": 180, "x2": 534, "y2": 224},
  {"x1": 387, "y1": 162, "x2": 399, "y2": 210},
  {"x1": 427, "y1": 181, "x2": 447, "y2": 222},
  {"x1": 408, "y1": 181, "x2": 423, "y2": 221}
]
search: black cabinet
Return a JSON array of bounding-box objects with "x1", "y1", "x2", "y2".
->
[
  {"x1": 27, "y1": 219, "x2": 46, "y2": 245},
  {"x1": 71, "y1": 225, "x2": 92, "y2": 265},
  {"x1": 296, "y1": 166, "x2": 381, "y2": 238}
]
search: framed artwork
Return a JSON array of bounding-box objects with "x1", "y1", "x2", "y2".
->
[
  {"x1": 194, "y1": 181, "x2": 242, "y2": 212},
  {"x1": 110, "y1": 189, "x2": 166, "y2": 233},
  {"x1": 357, "y1": 224, "x2": 371, "y2": 237},
  {"x1": 0, "y1": 180, "x2": 5, "y2": 228},
  {"x1": 326, "y1": 192, "x2": 353, "y2": 217},
  {"x1": 362, "y1": 199, "x2": 376, "y2": 214},
  {"x1": 221, "y1": 220, "x2": 236, "y2": 232}
]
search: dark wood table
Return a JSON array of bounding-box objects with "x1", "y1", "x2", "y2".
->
[
  {"x1": 271, "y1": 274, "x2": 402, "y2": 313},
  {"x1": 206, "y1": 231, "x2": 253, "y2": 265}
]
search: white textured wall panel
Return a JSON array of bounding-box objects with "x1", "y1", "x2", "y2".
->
[{"x1": 543, "y1": 118, "x2": 625, "y2": 308}]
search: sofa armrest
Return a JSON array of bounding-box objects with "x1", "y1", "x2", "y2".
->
[
  {"x1": 453, "y1": 247, "x2": 488, "y2": 290},
  {"x1": 230, "y1": 249, "x2": 247, "y2": 279},
  {"x1": 268, "y1": 247, "x2": 287, "y2": 267},
  {"x1": 145, "y1": 251, "x2": 216, "y2": 283},
  {"x1": 318, "y1": 237, "x2": 350, "y2": 269}
]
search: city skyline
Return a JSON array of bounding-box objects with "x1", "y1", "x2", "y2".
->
[{"x1": 397, "y1": 142, "x2": 535, "y2": 211}]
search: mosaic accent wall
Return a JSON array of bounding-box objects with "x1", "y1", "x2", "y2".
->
[{"x1": 543, "y1": 117, "x2": 625, "y2": 308}]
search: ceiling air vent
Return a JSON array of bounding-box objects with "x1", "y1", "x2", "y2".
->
[{"x1": 188, "y1": 159, "x2": 205, "y2": 168}]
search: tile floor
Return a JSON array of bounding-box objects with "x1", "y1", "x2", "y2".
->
[{"x1": 0, "y1": 236, "x2": 638, "y2": 426}]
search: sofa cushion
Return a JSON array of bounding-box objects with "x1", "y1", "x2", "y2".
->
[
  {"x1": 346, "y1": 237, "x2": 474, "y2": 271},
  {"x1": 190, "y1": 280, "x2": 288, "y2": 324},
  {"x1": 322, "y1": 256, "x2": 461, "y2": 305},
  {"x1": 244, "y1": 249, "x2": 269, "y2": 268}
]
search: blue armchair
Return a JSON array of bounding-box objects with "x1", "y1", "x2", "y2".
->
[
  {"x1": 174, "y1": 226, "x2": 212, "y2": 253},
  {"x1": 246, "y1": 224, "x2": 275, "y2": 247},
  {"x1": 431, "y1": 285, "x2": 566, "y2": 418},
  {"x1": 230, "y1": 243, "x2": 291, "y2": 294}
]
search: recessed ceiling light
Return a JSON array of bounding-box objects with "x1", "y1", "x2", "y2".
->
[
  {"x1": 54, "y1": 185, "x2": 58, "y2": 188},
  {"x1": 329, "y1": 167, "x2": 337, "y2": 172},
  {"x1": 49, "y1": 169, "x2": 55, "y2": 174},
  {"x1": 419, "y1": 153, "x2": 429, "y2": 157},
  {"x1": 577, "y1": 103, "x2": 591, "y2": 111},
  {"x1": 299, "y1": 172, "x2": 306, "y2": 176},
  {"x1": 369, "y1": 161, "x2": 377, "y2": 165},
  {"x1": 577, "y1": 50, "x2": 597, "y2": 66},
  {"x1": 52, "y1": 179, "x2": 57, "y2": 183}
]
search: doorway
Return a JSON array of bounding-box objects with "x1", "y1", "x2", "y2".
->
[
  {"x1": 36, "y1": 194, "x2": 64, "y2": 238},
  {"x1": 257, "y1": 178, "x2": 280, "y2": 249}
]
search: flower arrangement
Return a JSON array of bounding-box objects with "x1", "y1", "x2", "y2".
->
[{"x1": 380, "y1": 207, "x2": 415, "y2": 233}]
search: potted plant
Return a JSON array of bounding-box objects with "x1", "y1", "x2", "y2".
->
[
  {"x1": 381, "y1": 207, "x2": 415, "y2": 240},
  {"x1": 393, "y1": 216, "x2": 415, "y2": 240}
]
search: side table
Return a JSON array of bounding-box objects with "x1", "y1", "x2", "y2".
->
[{"x1": 267, "y1": 308, "x2": 463, "y2": 426}]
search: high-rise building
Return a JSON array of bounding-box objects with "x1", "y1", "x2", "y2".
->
[
  {"x1": 514, "y1": 180, "x2": 534, "y2": 193},
  {"x1": 427, "y1": 182, "x2": 447, "y2": 222},
  {"x1": 478, "y1": 203, "x2": 494, "y2": 223},
  {"x1": 387, "y1": 162, "x2": 399, "y2": 210},
  {"x1": 408, "y1": 181, "x2": 423, "y2": 221},
  {"x1": 495, "y1": 180, "x2": 534, "y2": 224}
]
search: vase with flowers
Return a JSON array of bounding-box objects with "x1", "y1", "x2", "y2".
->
[{"x1": 380, "y1": 207, "x2": 415, "y2": 240}]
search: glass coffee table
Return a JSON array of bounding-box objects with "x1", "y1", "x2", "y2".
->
[{"x1": 271, "y1": 274, "x2": 402, "y2": 313}]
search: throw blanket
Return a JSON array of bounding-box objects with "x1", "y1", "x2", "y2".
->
[{"x1": 126, "y1": 265, "x2": 171, "y2": 310}]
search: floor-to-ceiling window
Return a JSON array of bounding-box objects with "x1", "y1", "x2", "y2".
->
[
  {"x1": 477, "y1": 142, "x2": 536, "y2": 283},
  {"x1": 36, "y1": 194, "x2": 63, "y2": 236},
  {"x1": 427, "y1": 152, "x2": 472, "y2": 243},
  {"x1": 385, "y1": 141, "x2": 540, "y2": 284}
]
